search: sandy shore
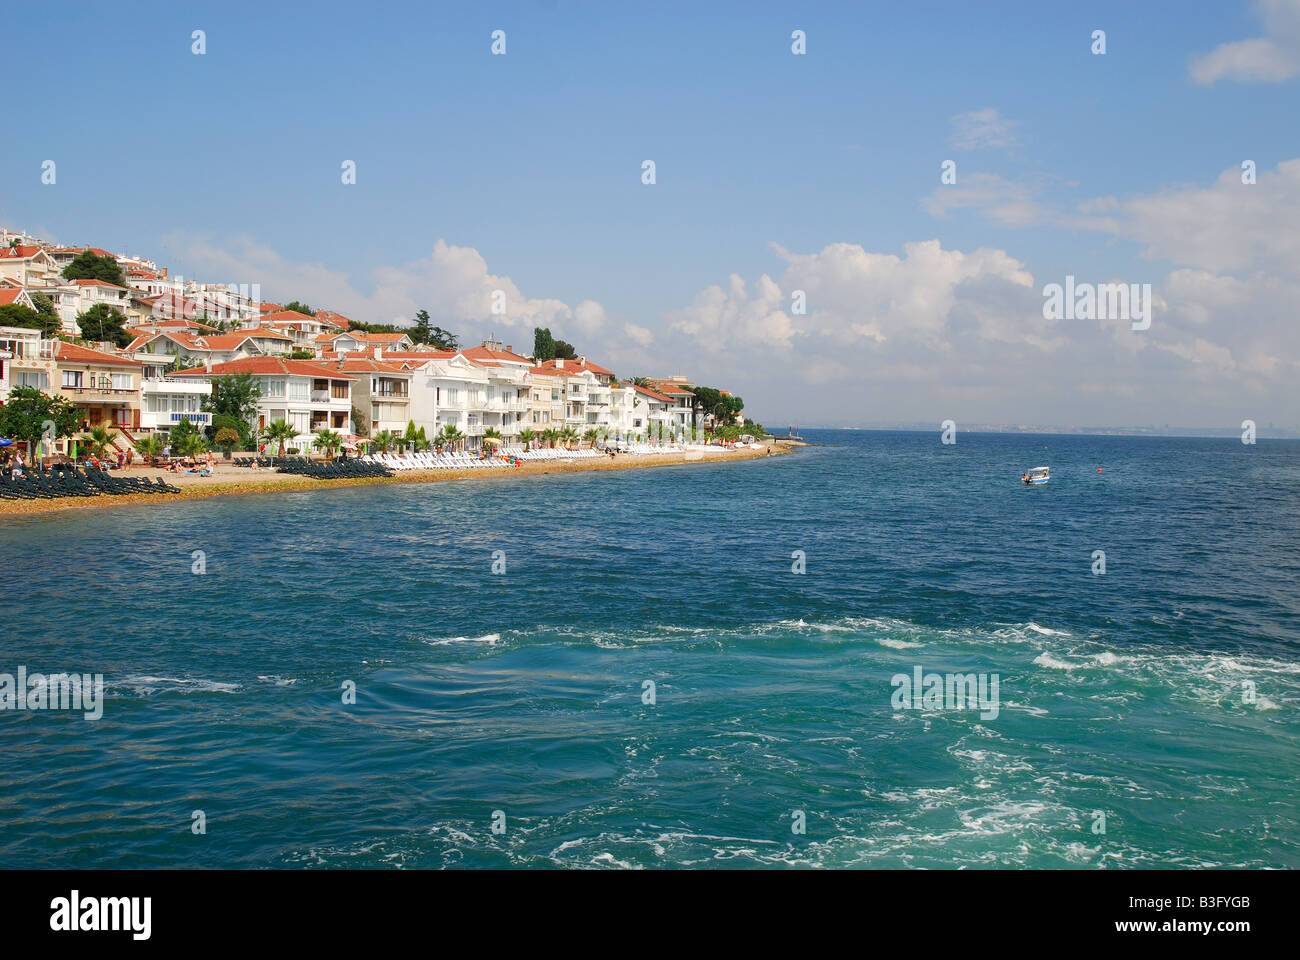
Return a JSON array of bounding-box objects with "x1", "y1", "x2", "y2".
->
[{"x1": 0, "y1": 442, "x2": 793, "y2": 517}]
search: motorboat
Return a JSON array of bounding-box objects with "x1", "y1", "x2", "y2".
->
[{"x1": 1022, "y1": 466, "x2": 1050, "y2": 485}]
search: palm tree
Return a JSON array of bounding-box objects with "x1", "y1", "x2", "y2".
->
[
  {"x1": 583, "y1": 428, "x2": 598, "y2": 448},
  {"x1": 371, "y1": 430, "x2": 397, "y2": 453},
  {"x1": 175, "y1": 428, "x2": 208, "y2": 459},
  {"x1": 560, "y1": 426, "x2": 578, "y2": 449},
  {"x1": 263, "y1": 419, "x2": 297, "y2": 457},
  {"x1": 541, "y1": 428, "x2": 559, "y2": 448},
  {"x1": 439, "y1": 424, "x2": 464, "y2": 451},
  {"x1": 83, "y1": 422, "x2": 118, "y2": 459},
  {"x1": 518, "y1": 428, "x2": 537, "y2": 449},
  {"x1": 314, "y1": 428, "x2": 342, "y2": 459},
  {"x1": 134, "y1": 433, "x2": 163, "y2": 462}
]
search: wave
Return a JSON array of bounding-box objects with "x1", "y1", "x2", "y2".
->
[
  {"x1": 111, "y1": 675, "x2": 242, "y2": 696},
  {"x1": 423, "y1": 633, "x2": 501, "y2": 646}
]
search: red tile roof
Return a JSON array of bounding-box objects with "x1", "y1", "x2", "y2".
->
[
  {"x1": 0, "y1": 245, "x2": 46, "y2": 260},
  {"x1": 634, "y1": 385, "x2": 674, "y2": 403},
  {"x1": 461, "y1": 345, "x2": 533, "y2": 365},
  {"x1": 170, "y1": 357, "x2": 357, "y2": 379},
  {"x1": 54, "y1": 342, "x2": 143, "y2": 368},
  {"x1": 535, "y1": 357, "x2": 613, "y2": 377},
  {"x1": 332, "y1": 357, "x2": 410, "y2": 374},
  {"x1": 260, "y1": 309, "x2": 317, "y2": 326}
]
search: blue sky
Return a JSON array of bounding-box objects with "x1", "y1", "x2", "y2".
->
[{"x1": 5, "y1": 1, "x2": 1300, "y2": 429}]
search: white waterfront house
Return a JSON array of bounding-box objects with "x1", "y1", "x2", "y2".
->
[{"x1": 169, "y1": 357, "x2": 354, "y2": 449}]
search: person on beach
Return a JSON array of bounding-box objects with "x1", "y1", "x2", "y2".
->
[{"x1": 126, "y1": 448, "x2": 134, "y2": 468}]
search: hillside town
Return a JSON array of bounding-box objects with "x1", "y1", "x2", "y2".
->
[{"x1": 0, "y1": 229, "x2": 754, "y2": 463}]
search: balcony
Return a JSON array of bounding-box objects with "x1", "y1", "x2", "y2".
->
[{"x1": 61, "y1": 385, "x2": 137, "y2": 402}]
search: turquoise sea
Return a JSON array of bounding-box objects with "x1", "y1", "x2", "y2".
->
[{"x1": 1, "y1": 430, "x2": 1297, "y2": 868}]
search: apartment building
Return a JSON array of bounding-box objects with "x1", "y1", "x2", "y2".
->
[
  {"x1": 334, "y1": 355, "x2": 412, "y2": 438},
  {"x1": 53, "y1": 341, "x2": 143, "y2": 433},
  {"x1": 170, "y1": 357, "x2": 353, "y2": 448},
  {"x1": 0, "y1": 325, "x2": 57, "y2": 404}
]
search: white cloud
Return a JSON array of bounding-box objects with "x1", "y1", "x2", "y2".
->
[
  {"x1": 1190, "y1": 0, "x2": 1300, "y2": 84},
  {"x1": 950, "y1": 108, "x2": 1018, "y2": 150},
  {"x1": 166, "y1": 234, "x2": 606, "y2": 346},
  {"x1": 665, "y1": 272, "x2": 795, "y2": 349}
]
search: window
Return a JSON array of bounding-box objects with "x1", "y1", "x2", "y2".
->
[
  {"x1": 112, "y1": 373, "x2": 133, "y2": 390},
  {"x1": 62, "y1": 370, "x2": 83, "y2": 388},
  {"x1": 264, "y1": 377, "x2": 285, "y2": 398},
  {"x1": 287, "y1": 379, "x2": 308, "y2": 401},
  {"x1": 331, "y1": 381, "x2": 348, "y2": 400}
]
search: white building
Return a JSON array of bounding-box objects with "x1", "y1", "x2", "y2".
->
[{"x1": 169, "y1": 357, "x2": 354, "y2": 449}]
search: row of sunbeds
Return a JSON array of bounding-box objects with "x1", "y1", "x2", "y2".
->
[{"x1": 0, "y1": 465, "x2": 180, "y2": 500}]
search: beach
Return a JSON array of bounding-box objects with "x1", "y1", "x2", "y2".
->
[{"x1": 0, "y1": 441, "x2": 792, "y2": 517}]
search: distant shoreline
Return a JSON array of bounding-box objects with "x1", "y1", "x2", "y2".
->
[
  {"x1": 0, "y1": 442, "x2": 793, "y2": 518},
  {"x1": 783, "y1": 426, "x2": 1299, "y2": 441}
]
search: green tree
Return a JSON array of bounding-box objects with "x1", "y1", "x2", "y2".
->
[
  {"x1": 203, "y1": 373, "x2": 261, "y2": 433},
  {"x1": 371, "y1": 429, "x2": 396, "y2": 453},
  {"x1": 76, "y1": 304, "x2": 132, "y2": 348},
  {"x1": 283, "y1": 300, "x2": 314, "y2": 316},
  {"x1": 30, "y1": 291, "x2": 57, "y2": 318},
  {"x1": 351, "y1": 405, "x2": 369, "y2": 437},
  {"x1": 439, "y1": 424, "x2": 464, "y2": 450},
  {"x1": 262, "y1": 419, "x2": 297, "y2": 457},
  {"x1": 410, "y1": 309, "x2": 433, "y2": 345},
  {"x1": 314, "y1": 429, "x2": 342, "y2": 459},
  {"x1": 402, "y1": 420, "x2": 421, "y2": 452},
  {"x1": 168, "y1": 417, "x2": 206, "y2": 458},
  {"x1": 213, "y1": 427, "x2": 241, "y2": 457},
  {"x1": 429, "y1": 326, "x2": 459, "y2": 351},
  {"x1": 0, "y1": 303, "x2": 60, "y2": 338},
  {"x1": 0, "y1": 387, "x2": 81, "y2": 457},
  {"x1": 583, "y1": 428, "x2": 598, "y2": 448},
  {"x1": 554, "y1": 339, "x2": 577, "y2": 360},
  {"x1": 692, "y1": 386, "x2": 743, "y2": 425},
  {"x1": 533, "y1": 326, "x2": 556, "y2": 361},
  {"x1": 61, "y1": 250, "x2": 125, "y2": 287},
  {"x1": 133, "y1": 433, "x2": 163, "y2": 461},
  {"x1": 82, "y1": 423, "x2": 119, "y2": 458},
  {"x1": 518, "y1": 427, "x2": 536, "y2": 448}
]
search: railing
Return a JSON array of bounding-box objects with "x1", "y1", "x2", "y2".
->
[{"x1": 61, "y1": 385, "x2": 136, "y2": 398}]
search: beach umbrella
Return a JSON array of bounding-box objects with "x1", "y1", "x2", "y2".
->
[{"x1": 0, "y1": 438, "x2": 12, "y2": 447}]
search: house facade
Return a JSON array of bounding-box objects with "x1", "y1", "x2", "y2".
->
[{"x1": 169, "y1": 357, "x2": 354, "y2": 449}]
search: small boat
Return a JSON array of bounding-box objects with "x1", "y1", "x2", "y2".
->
[{"x1": 1022, "y1": 466, "x2": 1050, "y2": 485}]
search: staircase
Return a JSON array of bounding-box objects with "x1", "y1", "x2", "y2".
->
[{"x1": 111, "y1": 424, "x2": 138, "y2": 456}]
